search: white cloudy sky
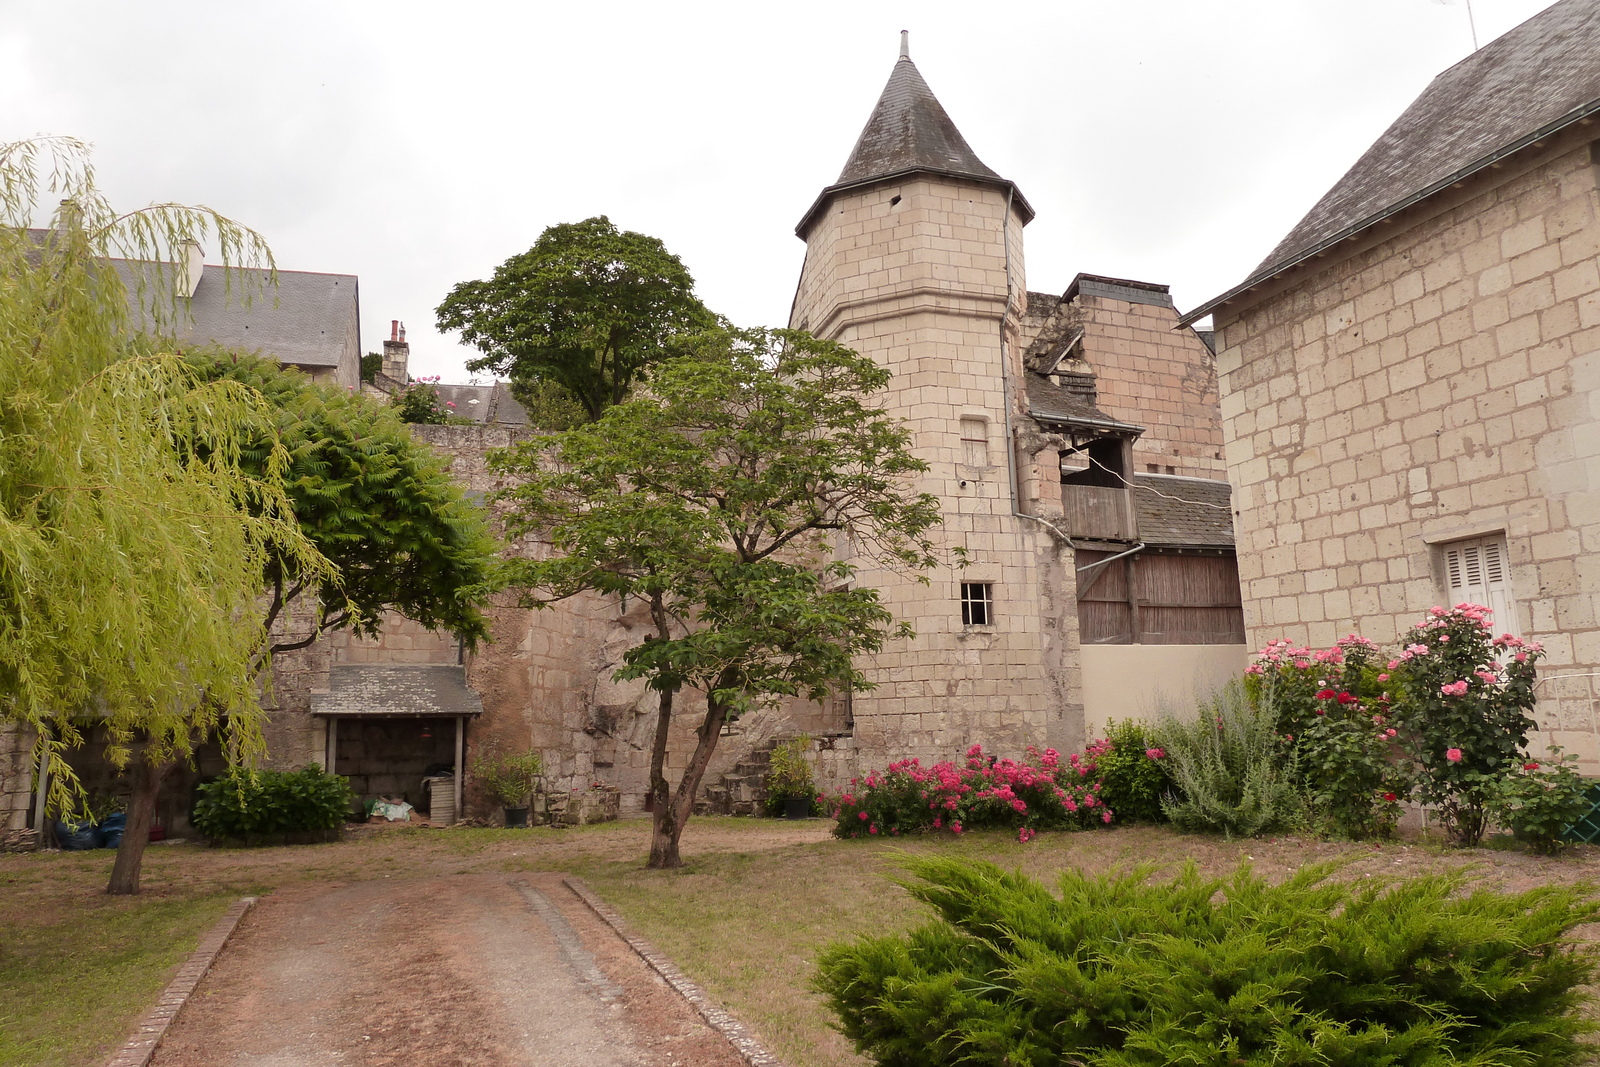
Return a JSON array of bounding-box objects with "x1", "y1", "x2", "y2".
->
[{"x1": 0, "y1": 0, "x2": 1561, "y2": 380}]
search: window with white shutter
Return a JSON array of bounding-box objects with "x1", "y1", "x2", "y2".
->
[
  {"x1": 960, "y1": 417, "x2": 989, "y2": 469},
  {"x1": 1439, "y1": 535, "x2": 1518, "y2": 638}
]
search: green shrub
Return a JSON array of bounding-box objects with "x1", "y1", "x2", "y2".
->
[
  {"x1": 1489, "y1": 748, "x2": 1593, "y2": 854},
  {"x1": 816, "y1": 856, "x2": 1600, "y2": 1067},
  {"x1": 472, "y1": 745, "x2": 543, "y2": 808},
  {"x1": 192, "y1": 765, "x2": 353, "y2": 840},
  {"x1": 763, "y1": 735, "x2": 819, "y2": 816},
  {"x1": 1154, "y1": 681, "x2": 1301, "y2": 836},
  {"x1": 1087, "y1": 720, "x2": 1169, "y2": 823}
]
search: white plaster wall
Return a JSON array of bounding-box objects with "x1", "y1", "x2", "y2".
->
[{"x1": 1080, "y1": 644, "x2": 1249, "y2": 736}]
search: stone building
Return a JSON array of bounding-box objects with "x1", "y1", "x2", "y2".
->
[
  {"x1": 1183, "y1": 0, "x2": 1600, "y2": 765},
  {"x1": 1, "y1": 40, "x2": 1248, "y2": 840}
]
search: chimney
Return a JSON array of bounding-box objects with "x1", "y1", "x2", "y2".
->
[
  {"x1": 181, "y1": 239, "x2": 204, "y2": 299},
  {"x1": 382, "y1": 319, "x2": 410, "y2": 383}
]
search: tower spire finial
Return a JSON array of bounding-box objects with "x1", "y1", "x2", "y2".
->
[{"x1": 899, "y1": 30, "x2": 909, "y2": 60}]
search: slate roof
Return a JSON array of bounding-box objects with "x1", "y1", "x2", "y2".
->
[
  {"x1": 1023, "y1": 374, "x2": 1144, "y2": 436},
  {"x1": 797, "y1": 45, "x2": 1032, "y2": 235},
  {"x1": 119, "y1": 260, "x2": 358, "y2": 368},
  {"x1": 310, "y1": 665, "x2": 484, "y2": 718},
  {"x1": 1182, "y1": 0, "x2": 1600, "y2": 325},
  {"x1": 1131, "y1": 473, "x2": 1235, "y2": 548},
  {"x1": 432, "y1": 382, "x2": 529, "y2": 425}
]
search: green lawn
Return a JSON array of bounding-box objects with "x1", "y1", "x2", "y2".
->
[{"x1": 4, "y1": 819, "x2": 1596, "y2": 1067}]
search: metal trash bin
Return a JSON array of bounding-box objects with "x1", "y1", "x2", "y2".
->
[{"x1": 424, "y1": 775, "x2": 456, "y2": 826}]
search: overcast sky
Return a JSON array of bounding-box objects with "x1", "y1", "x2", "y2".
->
[{"x1": 0, "y1": 0, "x2": 1562, "y2": 380}]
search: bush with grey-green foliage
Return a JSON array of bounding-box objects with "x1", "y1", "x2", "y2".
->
[
  {"x1": 192, "y1": 766, "x2": 353, "y2": 840},
  {"x1": 1154, "y1": 680, "x2": 1302, "y2": 836},
  {"x1": 816, "y1": 855, "x2": 1600, "y2": 1067}
]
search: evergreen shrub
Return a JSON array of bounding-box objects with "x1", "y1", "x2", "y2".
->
[
  {"x1": 817, "y1": 856, "x2": 1600, "y2": 1067},
  {"x1": 1155, "y1": 681, "x2": 1301, "y2": 836},
  {"x1": 192, "y1": 765, "x2": 353, "y2": 841}
]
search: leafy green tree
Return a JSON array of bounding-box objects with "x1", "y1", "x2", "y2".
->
[
  {"x1": 435, "y1": 216, "x2": 714, "y2": 422},
  {"x1": 186, "y1": 350, "x2": 501, "y2": 652},
  {"x1": 0, "y1": 137, "x2": 330, "y2": 893},
  {"x1": 494, "y1": 328, "x2": 941, "y2": 868}
]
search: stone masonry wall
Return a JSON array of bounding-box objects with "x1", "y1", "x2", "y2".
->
[{"x1": 1214, "y1": 132, "x2": 1600, "y2": 767}]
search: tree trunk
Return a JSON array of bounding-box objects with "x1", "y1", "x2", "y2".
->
[
  {"x1": 648, "y1": 691, "x2": 731, "y2": 869},
  {"x1": 646, "y1": 684, "x2": 679, "y2": 868},
  {"x1": 106, "y1": 758, "x2": 172, "y2": 896}
]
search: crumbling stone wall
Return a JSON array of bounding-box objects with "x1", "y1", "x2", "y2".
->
[{"x1": 1213, "y1": 130, "x2": 1600, "y2": 766}]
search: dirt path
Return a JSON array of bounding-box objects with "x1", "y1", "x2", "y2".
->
[{"x1": 149, "y1": 872, "x2": 748, "y2": 1067}]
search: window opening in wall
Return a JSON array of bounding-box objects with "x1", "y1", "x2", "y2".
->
[
  {"x1": 1440, "y1": 535, "x2": 1517, "y2": 638},
  {"x1": 1147, "y1": 463, "x2": 1159, "y2": 473},
  {"x1": 959, "y1": 417, "x2": 989, "y2": 468},
  {"x1": 960, "y1": 582, "x2": 993, "y2": 626},
  {"x1": 1165, "y1": 465, "x2": 1175, "y2": 475}
]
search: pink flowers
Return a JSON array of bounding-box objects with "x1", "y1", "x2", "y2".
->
[
  {"x1": 1145, "y1": 748, "x2": 1166, "y2": 760},
  {"x1": 1440, "y1": 680, "x2": 1470, "y2": 697},
  {"x1": 1446, "y1": 748, "x2": 1463, "y2": 763},
  {"x1": 1017, "y1": 827, "x2": 1036, "y2": 843}
]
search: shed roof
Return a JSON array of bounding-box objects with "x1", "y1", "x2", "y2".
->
[
  {"x1": 1131, "y1": 473, "x2": 1235, "y2": 548},
  {"x1": 797, "y1": 41, "x2": 1031, "y2": 235},
  {"x1": 1023, "y1": 374, "x2": 1144, "y2": 436},
  {"x1": 310, "y1": 665, "x2": 483, "y2": 718},
  {"x1": 1182, "y1": 0, "x2": 1600, "y2": 325},
  {"x1": 432, "y1": 381, "x2": 530, "y2": 425}
]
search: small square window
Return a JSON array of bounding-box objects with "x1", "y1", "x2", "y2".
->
[
  {"x1": 959, "y1": 417, "x2": 989, "y2": 468},
  {"x1": 960, "y1": 582, "x2": 993, "y2": 626}
]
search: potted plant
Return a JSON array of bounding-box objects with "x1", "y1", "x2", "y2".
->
[
  {"x1": 473, "y1": 745, "x2": 543, "y2": 828},
  {"x1": 764, "y1": 736, "x2": 818, "y2": 819}
]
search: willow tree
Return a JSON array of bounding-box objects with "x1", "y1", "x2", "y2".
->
[
  {"x1": 495, "y1": 328, "x2": 941, "y2": 868},
  {"x1": 0, "y1": 138, "x2": 329, "y2": 892}
]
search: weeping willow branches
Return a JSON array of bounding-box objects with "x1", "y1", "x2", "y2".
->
[{"x1": 0, "y1": 137, "x2": 331, "y2": 815}]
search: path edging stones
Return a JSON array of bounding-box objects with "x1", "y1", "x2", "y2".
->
[
  {"x1": 563, "y1": 875, "x2": 785, "y2": 1067},
  {"x1": 106, "y1": 895, "x2": 257, "y2": 1067}
]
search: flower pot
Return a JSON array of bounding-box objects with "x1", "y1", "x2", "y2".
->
[
  {"x1": 784, "y1": 796, "x2": 811, "y2": 820},
  {"x1": 503, "y1": 807, "x2": 529, "y2": 828}
]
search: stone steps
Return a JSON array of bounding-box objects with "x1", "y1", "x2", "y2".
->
[{"x1": 694, "y1": 737, "x2": 795, "y2": 816}]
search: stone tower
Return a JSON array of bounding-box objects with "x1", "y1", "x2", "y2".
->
[{"x1": 791, "y1": 35, "x2": 1084, "y2": 765}]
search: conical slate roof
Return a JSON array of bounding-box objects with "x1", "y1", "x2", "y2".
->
[{"x1": 797, "y1": 37, "x2": 1031, "y2": 235}]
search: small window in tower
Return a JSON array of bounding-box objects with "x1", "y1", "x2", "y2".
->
[
  {"x1": 1147, "y1": 463, "x2": 1159, "y2": 473},
  {"x1": 1165, "y1": 465, "x2": 1176, "y2": 475},
  {"x1": 889, "y1": 195, "x2": 902, "y2": 206},
  {"x1": 960, "y1": 583, "x2": 993, "y2": 627},
  {"x1": 960, "y1": 417, "x2": 989, "y2": 468}
]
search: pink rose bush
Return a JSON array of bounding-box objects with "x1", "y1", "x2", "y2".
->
[
  {"x1": 829, "y1": 743, "x2": 1115, "y2": 841},
  {"x1": 1248, "y1": 603, "x2": 1550, "y2": 846}
]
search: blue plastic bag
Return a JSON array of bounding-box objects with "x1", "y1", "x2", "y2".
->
[
  {"x1": 53, "y1": 820, "x2": 100, "y2": 850},
  {"x1": 98, "y1": 812, "x2": 127, "y2": 849}
]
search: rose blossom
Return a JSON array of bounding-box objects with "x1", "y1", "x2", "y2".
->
[{"x1": 1446, "y1": 748, "x2": 1463, "y2": 763}]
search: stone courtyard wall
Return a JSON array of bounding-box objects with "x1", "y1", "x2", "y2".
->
[{"x1": 1213, "y1": 130, "x2": 1600, "y2": 767}]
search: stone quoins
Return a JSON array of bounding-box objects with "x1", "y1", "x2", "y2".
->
[
  {"x1": 105, "y1": 895, "x2": 257, "y2": 1067},
  {"x1": 563, "y1": 875, "x2": 786, "y2": 1067}
]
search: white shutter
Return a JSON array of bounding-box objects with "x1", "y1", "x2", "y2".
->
[{"x1": 1442, "y1": 536, "x2": 1518, "y2": 638}]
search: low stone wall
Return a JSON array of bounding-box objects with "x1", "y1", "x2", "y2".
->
[{"x1": 530, "y1": 786, "x2": 620, "y2": 827}]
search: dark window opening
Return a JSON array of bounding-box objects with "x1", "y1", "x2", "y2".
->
[
  {"x1": 960, "y1": 583, "x2": 993, "y2": 626},
  {"x1": 1062, "y1": 438, "x2": 1126, "y2": 488},
  {"x1": 889, "y1": 195, "x2": 902, "y2": 206}
]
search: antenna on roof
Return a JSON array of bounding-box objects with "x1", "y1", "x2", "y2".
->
[{"x1": 899, "y1": 30, "x2": 909, "y2": 59}]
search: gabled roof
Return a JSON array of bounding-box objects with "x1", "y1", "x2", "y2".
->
[
  {"x1": 432, "y1": 381, "x2": 530, "y2": 426},
  {"x1": 797, "y1": 39, "x2": 1032, "y2": 235},
  {"x1": 1182, "y1": 0, "x2": 1600, "y2": 326},
  {"x1": 119, "y1": 260, "x2": 357, "y2": 369}
]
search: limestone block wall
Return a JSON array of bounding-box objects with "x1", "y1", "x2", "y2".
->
[
  {"x1": 1214, "y1": 132, "x2": 1600, "y2": 766},
  {"x1": 793, "y1": 175, "x2": 1081, "y2": 768},
  {"x1": 0, "y1": 723, "x2": 34, "y2": 832}
]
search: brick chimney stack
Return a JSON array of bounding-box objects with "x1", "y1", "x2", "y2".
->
[{"x1": 382, "y1": 319, "x2": 409, "y2": 383}]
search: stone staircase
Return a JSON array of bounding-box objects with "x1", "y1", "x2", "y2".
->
[{"x1": 695, "y1": 735, "x2": 796, "y2": 816}]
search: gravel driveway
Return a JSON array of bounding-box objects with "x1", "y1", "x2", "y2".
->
[{"x1": 149, "y1": 872, "x2": 750, "y2": 1067}]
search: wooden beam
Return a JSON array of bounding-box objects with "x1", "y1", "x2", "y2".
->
[
  {"x1": 1125, "y1": 555, "x2": 1141, "y2": 645},
  {"x1": 453, "y1": 716, "x2": 465, "y2": 826}
]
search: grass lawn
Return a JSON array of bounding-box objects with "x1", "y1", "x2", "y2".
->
[{"x1": 4, "y1": 817, "x2": 1598, "y2": 1067}]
